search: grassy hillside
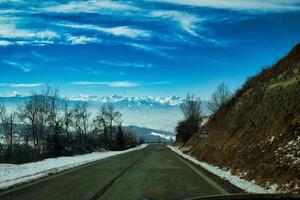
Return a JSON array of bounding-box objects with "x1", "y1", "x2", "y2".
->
[{"x1": 185, "y1": 44, "x2": 300, "y2": 193}]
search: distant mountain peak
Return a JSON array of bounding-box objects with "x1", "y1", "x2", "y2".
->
[{"x1": 68, "y1": 95, "x2": 184, "y2": 108}]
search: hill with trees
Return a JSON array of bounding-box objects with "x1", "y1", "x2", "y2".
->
[{"x1": 178, "y1": 44, "x2": 300, "y2": 193}]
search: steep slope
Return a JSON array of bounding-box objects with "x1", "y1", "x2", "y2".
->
[{"x1": 185, "y1": 44, "x2": 300, "y2": 193}]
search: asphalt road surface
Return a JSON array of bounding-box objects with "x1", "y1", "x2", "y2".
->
[{"x1": 0, "y1": 145, "x2": 229, "y2": 200}]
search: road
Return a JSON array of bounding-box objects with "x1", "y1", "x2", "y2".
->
[{"x1": 0, "y1": 145, "x2": 229, "y2": 200}]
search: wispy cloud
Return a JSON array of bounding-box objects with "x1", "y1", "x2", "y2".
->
[
  {"x1": 0, "y1": 1, "x2": 229, "y2": 48},
  {"x1": 28, "y1": 51, "x2": 57, "y2": 62},
  {"x1": 151, "y1": 10, "x2": 202, "y2": 36},
  {"x1": 147, "y1": 81, "x2": 172, "y2": 85},
  {"x1": 0, "y1": 15, "x2": 61, "y2": 46},
  {"x1": 66, "y1": 35, "x2": 101, "y2": 45},
  {"x1": 125, "y1": 43, "x2": 172, "y2": 58},
  {"x1": 72, "y1": 81, "x2": 139, "y2": 88},
  {"x1": 0, "y1": 40, "x2": 12, "y2": 46},
  {"x1": 0, "y1": 83, "x2": 44, "y2": 88},
  {"x1": 98, "y1": 60, "x2": 153, "y2": 68},
  {"x1": 148, "y1": 0, "x2": 300, "y2": 12},
  {"x1": 0, "y1": 17, "x2": 99, "y2": 46},
  {"x1": 0, "y1": 24, "x2": 59, "y2": 40},
  {"x1": 2, "y1": 60, "x2": 33, "y2": 72},
  {"x1": 71, "y1": 80, "x2": 172, "y2": 88},
  {"x1": 57, "y1": 23, "x2": 151, "y2": 39},
  {"x1": 43, "y1": 0, "x2": 138, "y2": 13}
]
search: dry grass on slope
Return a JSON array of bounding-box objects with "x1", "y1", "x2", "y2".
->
[{"x1": 185, "y1": 44, "x2": 300, "y2": 193}]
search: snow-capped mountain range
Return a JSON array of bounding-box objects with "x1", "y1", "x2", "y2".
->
[
  {"x1": 0, "y1": 95, "x2": 209, "y2": 132},
  {"x1": 0, "y1": 94, "x2": 183, "y2": 108},
  {"x1": 69, "y1": 95, "x2": 183, "y2": 108}
]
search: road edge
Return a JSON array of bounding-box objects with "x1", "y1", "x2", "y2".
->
[
  {"x1": 168, "y1": 148, "x2": 229, "y2": 195},
  {"x1": 0, "y1": 144, "x2": 148, "y2": 196}
]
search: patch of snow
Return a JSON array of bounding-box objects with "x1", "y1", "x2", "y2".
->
[
  {"x1": 275, "y1": 136, "x2": 300, "y2": 165},
  {"x1": 0, "y1": 144, "x2": 148, "y2": 190},
  {"x1": 269, "y1": 136, "x2": 275, "y2": 143},
  {"x1": 150, "y1": 132, "x2": 175, "y2": 140},
  {"x1": 168, "y1": 146, "x2": 278, "y2": 193}
]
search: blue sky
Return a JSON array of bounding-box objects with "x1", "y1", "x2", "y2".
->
[{"x1": 0, "y1": 0, "x2": 300, "y2": 99}]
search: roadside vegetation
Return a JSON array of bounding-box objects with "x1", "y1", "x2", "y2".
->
[
  {"x1": 176, "y1": 94, "x2": 203, "y2": 143},
  {"x1": 176, "y1": 44, "x2": 300, "y2": 193},
  {"x1": 0, "y1": 87, "x2": 142, "y2": 164},
  {"x1": 175, "y1": 84, "x2": 232, "y2": 143},
  {"x1": 207, "y1": 82, "x2": 232, "y2": 114}
]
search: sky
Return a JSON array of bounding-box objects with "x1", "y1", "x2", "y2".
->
[{"x1": 0, "y1": 0, "x2": 300, "y2": 100}]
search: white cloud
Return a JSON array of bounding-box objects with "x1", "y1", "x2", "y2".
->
[
  {"x1": 0, "y1": 23, "x2": 101, "y2": 46},
  {"x1": 71, "y1": 80, "x2": 171, "y2": 87},
  {"x1": 35, "y1": 30, "x2": 60, "y2": 40},
  {"x1": 66, "y1": 35, "x2": 101, "y2": 45},
  {"x1": 0, "y1": 24, "x2": 59, "y2": 40},
  {"x1": 10, "y1": 83, "x2": 44, "y2": 88},
  {"x1": 0, "y1": 40, "x2": 12, "y2": 46},
  {"x1": 148, "y1": 0, "x2": 300, "y2": 12},
  {"x1": 109, "y1": 81, "x2": 139, "y2": 87},
  {"x1": 151, "y1": 10, "x2": 202, "y2": 36},
  {"x1": 57, "y1": 23, "x2": 151, "y2": 39},
  {"x1": 0, "y1": 83, "x2": 44, "y2": 88},
  {"x1": 0, "y1": 24, "x2": 34, "y2": 39},
  {"x1": 147, "y1": 81, "x2": 172, "y2": 85},
  {"x1": 2, "y1": 60, "x2": 33, "y2": 72},
  {"x1": 72, "y1": 81, "x2": 139, "y2": 88},
  {"x1": 98, "y1": 60, "x2": 152, "y2": 68},
  {"x1": 125, "y1": 43, "x2": 172, "y2": 58},
  {"x1": 0, "y1": 16, "x2": 60, "y2": 46},
  {"x1": 43, "y1": 0, "x2": 138, "y2": 13}
]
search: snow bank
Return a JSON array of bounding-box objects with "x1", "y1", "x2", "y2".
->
[
  {"x1": 168, "y1": 146, "x2": 277, "y2": 193},
  {"x1": 0, "y1": 144, "x2": 148, "y2": 190}
]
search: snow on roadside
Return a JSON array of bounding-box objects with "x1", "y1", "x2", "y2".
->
[
  {"x1": 167, "y1": 145, "x2": 277, "y2": 193},
  {"x1": 0, "y1": 144, "x2": 148, "y2": 190}
]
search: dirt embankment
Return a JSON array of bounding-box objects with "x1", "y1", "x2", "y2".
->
[{"x1": 185, "y1": 44, "x2": 300, "y2": 193}]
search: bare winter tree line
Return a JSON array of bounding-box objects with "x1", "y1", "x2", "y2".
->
[
  {"x1": 176, "y1": 82, "x2": 232, "y2": 143},
  {"x1": 0, "y1": 87, "x2": 141, "y2": 163}
]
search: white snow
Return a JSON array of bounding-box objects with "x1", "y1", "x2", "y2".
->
[
  {"x1": 69, "y1": 95, "x2": 183, "y2": 107},
  {"x1": 0, "y1": 144, "x2": 148, "y2": 190},
  {"x1": 168, "y1": 145, "x2": 278, "y2": 193},
  {"x1": 276, "y1": 136, "x2": 300, "y2": 165},
  {"x1": 150, "y1": 132, "x2": 175, "y2": 140},
  {"x1": 269, "y1": 136, "x2": 275, "y2": 143}
]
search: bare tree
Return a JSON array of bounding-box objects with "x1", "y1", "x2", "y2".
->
[
  {"x1": 176, "y1": 94, "x2": 203, "y2": 143},
  {"x1": 116, "y1": 122, "x2": 125, "y2": 150},
  {"x1": 93, "y1": 106, "x2": 108, "y2": 147},
  {"x1": 103, "y1": 104, "x2": 121, "y2": 148},
  {"x1": 37, "y1": 89, "x2": 50, "y2": 154},
  {"x1": 0, "y1": 104, "x2": 15, "y2": 160},
  {"x1": 62, "y1": 98, "x2": 74, "y2": 145},
  {"x1": 18, "y1": 93, "x2": 44, "y2": 158},
  {"x1": 207, "y1": 82, "x2": 232, "y2": 114},
  {"x1": 74, "y1": 102, "x2": 90, "y2": 150},
  {"x1": 46, "y1": 88, "x2": 64, "y2": 156},
  {"x1": 180, "y1": 94, "x2": 203, "y2": 121},
  {"x1": 93, "y1": 104, "x2": 121, "y2": 149}
]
